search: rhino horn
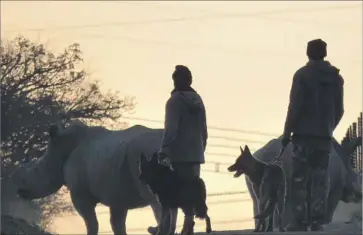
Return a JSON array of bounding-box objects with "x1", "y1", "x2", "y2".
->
[{"x1": 240, "y1": 146, "x2": 244, "y2": 154}]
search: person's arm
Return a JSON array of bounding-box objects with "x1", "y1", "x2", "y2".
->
[
  {"x1": 159, "y1": 96, "x2": 181, "y2": 157},
  {"x1": 334, "y1": 75, "x2": 344, "y2": 129},
  {"x1": 201, "y1": 105, "x2": 208, "y2": 151},
  {"x1": 283, "y1": 71, "x2": 305, "y2": 137}
]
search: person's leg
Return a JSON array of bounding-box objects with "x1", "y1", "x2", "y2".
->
[
  {"x1": 286, "y1": 144, "x2": 309, "y2": 231},
  {"x1": 173, "y1": 162, "x2": 200, "y2": 235},
  {"x1": 308, "y1": 149, "x2": 330, "y2": 231}
]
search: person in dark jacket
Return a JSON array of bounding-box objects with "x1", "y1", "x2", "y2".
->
[
  {"x1": 282, "y1": 39, "x2": 344, "y2": 232},
  {"x1": 148, "y1": 65, "x2": 208, "y2": 235}
]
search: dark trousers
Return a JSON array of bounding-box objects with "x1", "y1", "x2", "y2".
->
[
  {"x1": 172, "y1": 162, "x2": 201, "y2": 216},
  {"x1": 172, "y1": 162, "x2": 201, "y2": 178},
  {"x1": 290, "y1": 144, "x2": 330, "y2": 227}
]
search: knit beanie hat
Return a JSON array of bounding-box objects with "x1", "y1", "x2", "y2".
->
[{"x1": 307, "y1": 39, "x2": 327, "y2": 60}]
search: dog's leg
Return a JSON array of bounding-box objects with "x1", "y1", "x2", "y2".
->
[
  {"x1": 278, "y1": 211, "x2": 285, "y2": 232},
  {"x1": 253, "y1": 183, "x2": 266, "y2": 232},
  {"x1": 205, "y1": 215, "x2": 212, "y2": 233},
  {"x1": 265, "y1": 214, "x2": 273, "y2": 232},
  {"x1": 250, "y1": 180, "x2": 261, "y2": 230},
  {"x1": 181, "y1": 206, "x2": 195, "y2": 235},
  {"x1": 168, "y1": 209, "x2": 177, "y2": 235},
  {"x1": 157, "y1": 207, "x2": 172, "y2": 235},
  {"x1": 277, "y1": 191, "x2": 286, "y2": 232}
]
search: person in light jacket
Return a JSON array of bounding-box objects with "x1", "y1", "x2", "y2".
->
[{"x1": 148, "y1": 65, "x2": 208, "y2": 235}]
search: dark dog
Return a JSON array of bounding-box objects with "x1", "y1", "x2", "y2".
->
[
  {"x1": 254, "y1": 163, "x2": 287, "y2": 232},
  {"x1": 138, "y1": 152, "x2": 212, "y2": 235},
  {"x1": 227, "y1": 145, "x2": 288, "y2": 232}
]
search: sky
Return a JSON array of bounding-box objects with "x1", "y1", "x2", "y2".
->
[{"x1": 1, "y1": 1, "x2": 362, "y2": 233}]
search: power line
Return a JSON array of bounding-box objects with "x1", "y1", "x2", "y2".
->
[
  {"x1": 205, "y1": 160, "x2": 233, "y2": 166},
  {"x1": 207, "y1": 190, "x2": 248, "y2": 197},
  {"x1": 121, "y1": 116, "x2": 279, "y2": 137},
  {"x1": 75, "y1": 33, "x2": 296, "y2": 58},
  {"x1": 202, "y1": 169, "x2": 231, "y2": 175},
  {"x1": 207, "y1": 143, "x2": 247, "y2": 150},
  {"x1": 111, "y1": 2, "x2": 361, "y2": 30},
  {"x1": 208, "y1": 135, "x2": 266, "y2": 145},
  {"x1": 205, "y1": 152, "x2": 239, "y2": 158},
  {"x1": 4, "y1": 4, "x2": 360, "y2": 33}
]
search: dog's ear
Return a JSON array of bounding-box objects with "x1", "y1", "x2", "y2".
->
[
  {"x1": 244, "y1": 145, "x2": 251, "y2": 154},
  {"x1": 240, "y1": 146, "x2": 244, "y2": 155}
]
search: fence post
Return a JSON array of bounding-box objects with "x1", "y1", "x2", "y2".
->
[
  {"x1": 348, "y1": 126, "x2": 354, "y2": 168},
  {"x1": 343, "y1": 113, "x2": 363, "y2": 172},
  {"x1": 214, "y1": 162, "x2": 221, "y2": 173},
  {"x1": 358, "y1": 113, "x2": 362, "y2": 172}
]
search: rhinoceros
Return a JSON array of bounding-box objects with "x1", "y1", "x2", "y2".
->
[
  {"x1": 12, "y1": 121, "x2": 175, "y2": 235},
  {"x1": 228, "y1": 135, "x2": 362, "y2": 231}
]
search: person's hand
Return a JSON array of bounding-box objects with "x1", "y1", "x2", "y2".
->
[
  {"x1": 282, "y1": 133, "x2": 291, "y2": 148},
  {"x1": 158, "y1": 152, "x2": 171, "y2": 167}
]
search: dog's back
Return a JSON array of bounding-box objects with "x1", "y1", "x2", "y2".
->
[
  {"x1": 147, "y1": 167, "x2": 208, "y2": 216},
  {"x1": 148, "y1": 168, "x2": 212, "y2": 233},
  {"x1": 256, "y1": 164, "x2": 286, "y2": 219}
]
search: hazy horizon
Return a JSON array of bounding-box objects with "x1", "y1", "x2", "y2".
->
[{"x1": 2, "y1": 1, "x2": 362, "y2": 233}]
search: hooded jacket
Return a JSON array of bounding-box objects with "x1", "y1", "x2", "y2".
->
[
  {"x1": 284, "y1": 60, "x2": 344, "y2": 149},
  {"x1": 159, "y1": 88, "x2": 207, "y2": 163}
]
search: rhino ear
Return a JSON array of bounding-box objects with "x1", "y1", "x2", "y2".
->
[
  {"x1": 49, "y1": 125, "x2": 59, "y2": 139},
  {"x1": 240, "y1": 146, "x2": 244, "y2": 155}
]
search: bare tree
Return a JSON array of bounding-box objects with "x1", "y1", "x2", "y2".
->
[{"x1": 1, "y1": 36, "x2": 135, "y2": 229}]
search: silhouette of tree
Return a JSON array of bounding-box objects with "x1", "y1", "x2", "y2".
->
[{"x1": 1, "y1": 36, "x2": 135, "y2": 229}]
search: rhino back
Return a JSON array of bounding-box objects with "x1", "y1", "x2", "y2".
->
[
  {"x1": 125, "y1": 128, "x2": 164, "y2": 205},
  {"x1": 252, "y1": 137, "x2": 294, "y2": 178},
  {"x1": 252, "y1": 136, "x2": 344, "y2": 183},
  {"x1": 63, "y1": 125, "x2": 153, "y2": 206}
]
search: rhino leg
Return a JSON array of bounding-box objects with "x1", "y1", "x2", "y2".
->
[
  {"x1": 71, "y1": 192, "x2": 99, "y2": 235},
  {"x1": 148, "y1": 203, "x2": 178, "y2": 235},
  {"x1": 325, "y1": 186, "x2": 343, "y2": 224},
  {"x1": 110, "y1": 206, "x2": 128, "y2": 235}
]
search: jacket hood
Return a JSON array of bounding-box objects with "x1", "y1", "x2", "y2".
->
[
  {"x1": 173, "y1": 91, "x2": 204, "y2": 115},
  {"x1": 306, "y1": 60, "x2": 340, "y2": 86}
]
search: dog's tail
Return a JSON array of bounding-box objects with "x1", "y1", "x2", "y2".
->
[
  {"x1": 194, "y1": 178, "x2": 212, "y2": 233},
  {"x1": 254, "y1": 199, "x2": 275, "y2": 220},
  {"x1": 195, "y1": 178, "x2": 208, "y2": 219}
]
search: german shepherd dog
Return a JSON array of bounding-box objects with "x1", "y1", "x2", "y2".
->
[
  {"x1": 255, "y1": 163, "x2": 287, "y2": 232},
  {"x1": 227, "y1": 145, "x2": 288, "y2": 232},
  {"x1": 138, "y1": 152, "x2": 212, "y2": 235}
]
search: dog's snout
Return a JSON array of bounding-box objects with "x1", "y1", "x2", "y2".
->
[{"x1": 227, "y1": 165, "x2": 236, "y2": 172}]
